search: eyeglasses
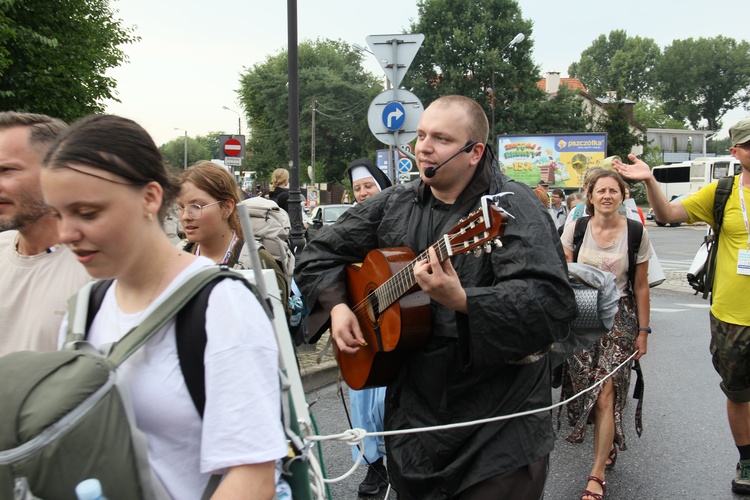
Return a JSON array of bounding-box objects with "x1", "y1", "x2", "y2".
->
[{"x1": 174, "y1": 200, "x2": 221, "y2": 219}]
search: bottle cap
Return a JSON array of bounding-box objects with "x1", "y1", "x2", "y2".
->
[{"x1": 75, "y1": 478, "x2": 103, "y2": 500}]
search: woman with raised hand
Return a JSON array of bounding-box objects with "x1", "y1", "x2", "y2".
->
[
  {"x1": 41, "y1": 115, "x2": 287, "y2": 499},
  {"x1": 559, "y1": 169, "x2": 652, "y2": 500}
]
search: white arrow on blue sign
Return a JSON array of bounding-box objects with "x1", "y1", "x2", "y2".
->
[
  {"x1": 398, "y1": 157, "x2": 413, "y2": 173},
  {"x1": 382, "y1": 101, "x2": 406, "y2": 131}
]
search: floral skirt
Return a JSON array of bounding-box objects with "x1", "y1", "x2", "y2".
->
[{"x1": 560, "y1": 295, "x2": 642, "y2": 450}]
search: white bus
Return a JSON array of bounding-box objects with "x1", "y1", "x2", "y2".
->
[{"x1": 651, "y1": 156, "x2": 741, "y2": 199}]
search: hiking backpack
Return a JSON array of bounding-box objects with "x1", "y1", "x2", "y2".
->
[
  {"x1": 686, "y1": 175, "x2": 734, "y2": 299},
  {"x1": 239, "y1": 196, "x2": 296, "y2": 286},
  {"x1": 0, "y1": 267, "x2": 258, "y2": 500}
]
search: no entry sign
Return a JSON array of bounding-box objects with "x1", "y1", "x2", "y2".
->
[
  {"x1": 223, "y1": 137, "x2": 242, "y2": 157},
  {"x1": 218, "y1": 134, "x2": 245, "y2": 161}
]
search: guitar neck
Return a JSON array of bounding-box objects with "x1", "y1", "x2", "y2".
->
[
  {"x1": 375, "y1": 238, "x2": 450, "y2": 311},
  {"x1": 366, "y1": 197, "x2": 509, "y2": 314}
]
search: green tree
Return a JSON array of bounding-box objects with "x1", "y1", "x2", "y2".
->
[
  {"x1": 633, "y1": 100, "x2": 686, "y2": 129},
  {"x1": 237, "y1": 39, "x2": 383, "y2": 183},
  {"x1": 596, "y1": 102, "x2": 642, "y2": 159},
  {"x1": 0, "y1": 0, "x2": 139, "y2": 122},
  {"x1": 403, "y1": 0, "x2": 545, "y2": 138},
  {"x1": 656, "y1": 36, "x2": 750, "y2": 131},
  {"x1": 159, "y1": 136, "x2": 211, "y2": 171},
  {"x1": 568, "y1": 30, "x2": 661, "y2": 100},
  {"x1": 192, "y1": 131, "x2": 223, "y2": 161},
  {"x1": 533, "y1": 85, "x2": 589, "y2": 134},
  {"x1": 707, "y1": 136, "x2": 732, "y2": 156}
]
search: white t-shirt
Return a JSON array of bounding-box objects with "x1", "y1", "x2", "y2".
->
[
  {"x1": 561, "y1": 219, "x2": 652, "y2": 296},
  {"x1": 0, "y1": 231, "x2": 91, "y2": 356},
  {"x1": 59, "y1": 258, "x2": 287, "y2": 499}
]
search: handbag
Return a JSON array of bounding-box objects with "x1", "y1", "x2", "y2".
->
[{"x1": 549, "y1": 262, "x2": 619, "y2": 371}]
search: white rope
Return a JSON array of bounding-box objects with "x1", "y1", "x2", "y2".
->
[{"x1": 305, "y1": 350, "x2": 639, "y2": 486}]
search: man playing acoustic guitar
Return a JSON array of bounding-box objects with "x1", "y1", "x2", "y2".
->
[{"x1": 295, "y1": 95, "x2": 576, "y2": 499}]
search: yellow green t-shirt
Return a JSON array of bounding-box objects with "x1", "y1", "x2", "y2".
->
[{"x1": 681, "y1": 175, "x2": 750, "y2": 325}]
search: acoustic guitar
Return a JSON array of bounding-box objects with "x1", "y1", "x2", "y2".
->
[{"x1": 339, "y1": 195, "x2": 512, "y2": 389}]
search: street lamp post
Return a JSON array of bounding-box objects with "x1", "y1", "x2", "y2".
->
[
  {"x1": 222, "y1": 106, "x2": 242, "y2": 135},
  {"x1": 287, "y1": 0, "x2": 306, "y2": 255},
  {"x1": 174, "y1": 127, "x2": 187, "y2": 170},
  {"x1": 491, "y1": 33, "x2": 525, "y2": 139}
]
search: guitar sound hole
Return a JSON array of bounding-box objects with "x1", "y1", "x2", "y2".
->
[{"x1": 365, "y1": 289, "x2": 379, "y2": 324}]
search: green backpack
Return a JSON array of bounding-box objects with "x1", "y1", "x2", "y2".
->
[{"x1": 0, "y1": 267, "x2": 242, "y2": 500}]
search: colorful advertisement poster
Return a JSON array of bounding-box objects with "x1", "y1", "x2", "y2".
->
[{"x1": 497, "y1": 133, "x2": 607, "y2": 188}]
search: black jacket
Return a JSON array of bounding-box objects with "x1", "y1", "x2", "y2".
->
[{"x1": 295, "y1": 153, "x2": 576, "y2": 498}]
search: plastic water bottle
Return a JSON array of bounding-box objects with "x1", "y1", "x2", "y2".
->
[{"x1": 75, "y1": 478, "x2": 108, "y2": 500}]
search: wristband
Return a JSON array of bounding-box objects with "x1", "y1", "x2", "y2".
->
[{"x1": 639, "y1": 327, "x2": 652, "y2": 334}]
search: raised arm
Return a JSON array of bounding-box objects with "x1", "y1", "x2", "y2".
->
[{"x1": 614, "y1": 154, "x2": 689, "y2": 223}]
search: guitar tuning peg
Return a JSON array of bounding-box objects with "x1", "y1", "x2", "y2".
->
[
  {"x1": 474, "y1": 248, "x2": 482, "y2": 258},
  {"x1": 494, "y1": 239, "x2": 503, "y2": 248},
  {"x1": 484, "y1": 242, "x2": 492, "y2": 253}
]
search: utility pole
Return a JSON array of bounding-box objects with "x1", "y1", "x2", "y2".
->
[
  {"x1": 310, "y1": 98, "x2": 316, "y2": 184},
  {"x1": 174, "y1": 127, "x2": 188, "y2": 170}
]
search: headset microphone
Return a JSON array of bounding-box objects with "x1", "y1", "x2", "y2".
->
[{"x1": 423, "y1": 141, "x2": 478, "y2": 179}]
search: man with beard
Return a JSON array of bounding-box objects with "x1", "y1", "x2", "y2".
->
[
  {"x1": 0, "y1": 112, "x2": 90, "y2": 355},
  {"x1": 296, "y1": 96, "x2": 576, "y2": 499}
]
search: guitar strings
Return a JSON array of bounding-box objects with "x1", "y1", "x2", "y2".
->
[{"x1": 349, "y1": 230, "x2": 479, "y2": 320}]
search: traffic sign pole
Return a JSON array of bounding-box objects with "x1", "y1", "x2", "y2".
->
[{"x1": 364, "y1": 33, "x2": 425, "y2": 184}]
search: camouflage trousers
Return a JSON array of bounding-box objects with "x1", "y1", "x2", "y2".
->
[{"x1": 710, "y1": 312, "x2": 750, "y2": 402}]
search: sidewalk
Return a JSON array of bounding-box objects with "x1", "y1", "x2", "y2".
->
[
  {"x1": 297, "y1": 332, "x2": 337, "y2": 392},
  {"x1": 297, "y1": 269, "x2": 698, "y2": 391}
]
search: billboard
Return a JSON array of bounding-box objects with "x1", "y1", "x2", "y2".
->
[{"x1": 496, "y1": 133, "x2": 607, "y2": 188}]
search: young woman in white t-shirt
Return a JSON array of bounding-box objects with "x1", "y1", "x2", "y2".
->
[{"x1": 40, "y1": 115, "x2": 287, "y2": 499}]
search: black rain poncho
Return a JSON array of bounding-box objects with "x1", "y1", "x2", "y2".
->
[{"x1": 295, "y1": 153, "x2": 577, "y2": 499}]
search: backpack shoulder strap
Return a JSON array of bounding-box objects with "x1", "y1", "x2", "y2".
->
[
  {"x1": 87, "y1": 280, "x2": 115, "y2": 333},
  {"x1": 226, "y1": 239, "x2": 245, "y2": 268},
  {"x1": 704, "y1": 175, "x2": 735, "y2": 298},
  {"x1": 63, "y1": 279, "x2": 114, "y2": 348},
  {"x1": 174, "y1": 278, "x2": 222, "y2": 418},
  {"x1": 714, "y1": 176, "x2": 735, "y2": 233},
  {"x1": 106, "y1": 267, "x2": 231, "y2": 366},
  {"x1": 174, "y1": 268, "x2": 266, "y2": 417},
  {"x1": 626, "y1": 218, "x2": 644, "y2": 289},
  {"x1": 572, "y1": 216, "x2": 590, "y2": 263}
]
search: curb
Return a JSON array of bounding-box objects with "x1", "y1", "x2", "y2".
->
[{"x1": 300, "y1": 359, "x2": 339, "y2": 392}]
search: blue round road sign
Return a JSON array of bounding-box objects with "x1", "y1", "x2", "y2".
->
[
  {"x1": 398, "y1": 157, "x2": 413, "y2": 173},
  {"x1": 382, "y1": 101, "x2": 406, "y2": 131}
]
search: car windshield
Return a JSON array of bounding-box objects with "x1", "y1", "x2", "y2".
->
[{"x1": 324, "y1": 206, "x2": 349, "y2": 223}]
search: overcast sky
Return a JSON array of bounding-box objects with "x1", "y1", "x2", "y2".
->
[{"x1": 103, "y1": 0, "x2": 749, "y2": 147}]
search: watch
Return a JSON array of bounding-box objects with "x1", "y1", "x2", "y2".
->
[{"x1": 639, "y1": 327, "x2": 652, "y2": 334}]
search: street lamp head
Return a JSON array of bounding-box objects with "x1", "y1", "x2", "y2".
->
[
  {"x1": 352, "y1": 43, "x2": 373, "y2": 55},
  {"x1": 510, "y1": 33, "x2": 525, "y2": 46}
]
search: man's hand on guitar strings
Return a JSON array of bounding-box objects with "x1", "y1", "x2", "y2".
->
[
  {"x1": 330, "y1": 303, "x2": 367, "y2": 354},
  {"x1": 414, "y1": 246, "x2": 468, "y2": 314}
]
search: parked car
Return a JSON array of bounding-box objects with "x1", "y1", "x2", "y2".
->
[
  {"x1": 305, "y1": 204, "x2": 353, "y2": 241},
  {"x1": 648, "y1": 193, "x2": 692, "y2": 227}
]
